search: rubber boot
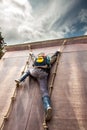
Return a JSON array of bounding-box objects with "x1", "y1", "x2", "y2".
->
[
  {"x1": 15, "y1": 71, "x2": 30, "y2": 84},
  {"x1": 42, "y1": 96, "x2": 52, "y2": 121}
]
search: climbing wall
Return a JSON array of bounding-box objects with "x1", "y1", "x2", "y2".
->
[{"x1": 0, "y1": 39, "x2": 87, "y2": 130}]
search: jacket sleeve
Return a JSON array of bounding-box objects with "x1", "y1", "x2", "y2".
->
[
  {"x1": 50, "y1": 51, "x2": 60, "y2": 65},
  {"x1": 46, "y1": 56, "x2": 50, "y2": 65}
]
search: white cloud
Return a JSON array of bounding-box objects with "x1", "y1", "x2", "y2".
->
[
  {"x1": 84, "y1": 32, "x2": 87, "y2": 35},
  {"x1": 83, "y1": 26, "x2": 87, "y2": 36},
  {"x1": 0, "y1": 0, "x2": 33, "y2": 44},
  {"x1": 0, "y1": 0, "x2": 82, "y2": 44}
]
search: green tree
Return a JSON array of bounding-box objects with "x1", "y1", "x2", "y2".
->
[{"x1": 0, "y1": 32, "x2": 6, "y2": 59}]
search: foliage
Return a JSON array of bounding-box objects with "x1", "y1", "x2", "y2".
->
[{"x1": 0, "y1": 32, "x2": 6, "y2": 59}]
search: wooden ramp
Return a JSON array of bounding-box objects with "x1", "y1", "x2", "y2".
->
[{"x1": 0, "y1": 37, "x2": 87, "y2": 130}]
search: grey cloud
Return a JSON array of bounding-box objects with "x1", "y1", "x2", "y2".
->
[
  {"x1": 78, "y1": 9, "x2": 87, "y2": 23},
  {"x1": 0, "y1": 0, "x2": 87, "y2": 45}
]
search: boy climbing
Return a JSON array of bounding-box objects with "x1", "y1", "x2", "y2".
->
[{"x1": 15, "y1": 51, "x2": 60, "y2": 121}]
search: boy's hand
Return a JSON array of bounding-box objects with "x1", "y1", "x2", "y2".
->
[{"x1": 29, "y1": 51, "x2": 33, "y2": 55}]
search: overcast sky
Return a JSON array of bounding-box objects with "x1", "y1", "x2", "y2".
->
[{"x1": 0, "y1": 0, "x2": 87, "y2": 45}]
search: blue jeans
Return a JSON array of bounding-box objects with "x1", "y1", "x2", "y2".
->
[
  {"x1": 37, "y1": 76, "x2": 49, "y2": 97},
  {"x1": 19, "y1": 68, "x2": 49, "y2": 97}
]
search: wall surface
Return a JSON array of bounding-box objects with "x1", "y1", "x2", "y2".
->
[{"x1": 0, "y1": 37, "x2": 87, "y2": 130}]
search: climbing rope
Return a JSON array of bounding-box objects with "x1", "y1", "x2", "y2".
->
[
  {"x1": 15, "y1": 44, "x2": 32, "y2": 88},
  {"x1": 43, "y1": 40, "x2": 67, "y2": 130},
  {"x1": 21, "y1": 45, "x2": 32, "y2": 75},
  {"x1": 0, "y1": 44, "x2": 32, "y2": 130}
]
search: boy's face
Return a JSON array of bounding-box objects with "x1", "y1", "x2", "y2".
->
[{"x1": 38, "y1": 53, "x2": 45, "y2": 57}]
